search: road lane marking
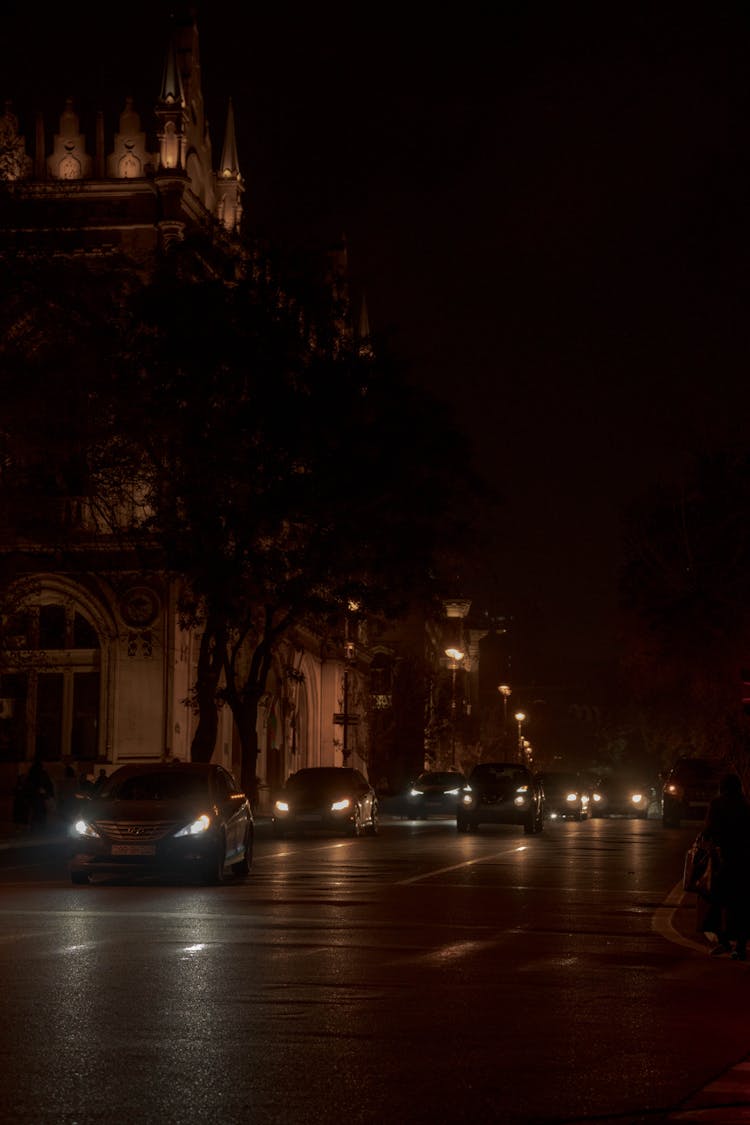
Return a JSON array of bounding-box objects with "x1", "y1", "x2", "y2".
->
[
  {"x1": 652, "y1": 881, "x2": 708, "y2": 955},
  {"x1": 271, "y1": 840, "x2": 351, "y2": 858},
  {"x1": 396, "y1": 845, "x2": 528, "y2": 885},
  {"x1": 402, "y1": 938, "x2": 500, "y2": 965}
]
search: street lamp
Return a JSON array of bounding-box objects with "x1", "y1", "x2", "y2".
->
[
  {"x1": 514, "y1": 710, "x2": 526, "y2": 764},
  {"x1": 445, "y1": 647, "x2": 465, "y2": 766},
  {"x1": 498, "y1": 684, "x2": 511, "y2": 739}
]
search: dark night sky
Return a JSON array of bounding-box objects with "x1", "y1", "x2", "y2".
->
[{"x1": 5, "y1": 2, "x2": 750, "y2": 701}]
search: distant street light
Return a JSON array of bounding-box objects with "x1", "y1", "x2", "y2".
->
[
  {"x1": 498, "y1": 684, "x2": 511, "y2": 738},
  {"x1": 445, "y1": 648, "x2": 465, "y2": 766},
  {"x1": 514, "y1": 710, "x2": 527, "y2": 764}
]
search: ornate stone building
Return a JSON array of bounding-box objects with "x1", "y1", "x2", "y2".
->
[{"x1": 0, "y1": 11, "x2": 371, "y2": 808}]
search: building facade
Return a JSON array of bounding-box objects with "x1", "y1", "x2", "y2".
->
[{"x1": 0, "y1": 12, "x2": 373, "y2": 809}]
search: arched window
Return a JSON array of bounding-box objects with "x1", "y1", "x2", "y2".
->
[{"x1": 0, "y1": 600, "x2": 101, "y2": 763}]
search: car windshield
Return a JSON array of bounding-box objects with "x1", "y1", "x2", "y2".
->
[
  {"x1": 104, "y1": 771, "x2": 209, "y2": 802},
  {"x1": 287, "y1": 768, "x2": 360, "y2": 792},
  {"x1": 471, "y1": 765, "x2": 529, "y2": 784},
  {"x1": 541, "y1": 773, "x2": 581, "y2": 791},
  {"x1": 672, "y1": 760, "x2": 723, "y2": 781},
  {"x1": 417, "y1": 772, "x2": 463, "y2": 786}
]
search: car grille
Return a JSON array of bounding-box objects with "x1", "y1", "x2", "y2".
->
[{"x1": 94, "y1": 820, "x2": 177, "y2": 843}]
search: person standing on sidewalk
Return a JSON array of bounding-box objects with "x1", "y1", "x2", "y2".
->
[
  {"x1": 702, "y1": 772, "x2": 750, "y2": 959},
  {"x1": 23, "y1": 757, "x2": 54, "y2": 831},
  {"x1": 12, "y1": 773, "x2": 28, "y2": 831}
]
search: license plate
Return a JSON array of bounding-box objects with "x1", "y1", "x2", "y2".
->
[{"x1": 111, "y1": 844, "x2": 156, "y2": 856}]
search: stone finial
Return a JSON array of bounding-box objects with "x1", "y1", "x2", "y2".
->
[{"x1": 47, "y1": 99, "x2": 92, "y2": 180}]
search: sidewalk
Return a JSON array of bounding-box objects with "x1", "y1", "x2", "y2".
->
[{"x1": 0, "y1": 816, "x2": 71, "y2": 851}]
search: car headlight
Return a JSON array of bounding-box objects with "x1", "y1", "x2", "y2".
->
[
  {"x1": 461, "y1": 793, "x2": 473, "y2": 806},
  {"x1": 73, "y1": 819, "x2": 100, "y2": 838},
  {"x1": 593, "y1": 793, "x2": 603, "y2": 802},
  {"x1": 666, "y1": 783, "x2": 683, "y2": 799},
  {"x1": 566, "y1": 792, "x2": 578, "y2": 803},
  {"x1": 513, "y1": 795, "x2": 528, "y2": 806},
  {"x1": 515, "y1": 785, "x2": 529, "y2": 793},
  {"x1": 174, "y1": 814, "x2": 212, "y2": 837},
  {"x1": 410, "y1": 788, "x2": 423, "y2": 797},
  {"x1": 331, "y1": 798, "x2": 351, "y2": 812},
  {"x1": 631, "y1": 793, "x2": 643, "y2": 804},
  {"x1": 445, "y1": 788, "x2": 461, "y2": 796}
]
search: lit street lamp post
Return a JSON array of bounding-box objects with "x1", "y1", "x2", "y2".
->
[
  {"x1": 445, "y1": 647, "x2": 465, "y2": 767},
  {"x1": 498, "y1": 684, "x2": 511, "y2": 743},
  {"x1": 514, "y1": 711, "x2": 526, "y2": 764}
]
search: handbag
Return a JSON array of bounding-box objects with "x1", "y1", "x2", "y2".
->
[
  {"x1": 683, "y1": 837, "x2": 715, "y2": 895},
  {"x1": 683, "y1": 835, "x2": 718, "y2": 894}
]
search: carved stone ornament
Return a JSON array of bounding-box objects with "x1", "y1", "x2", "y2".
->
[{"x1": 119, "y1": 586, "x2": 160, "y2": 628}]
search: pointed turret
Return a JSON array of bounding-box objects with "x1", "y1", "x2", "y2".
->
[
  {"x1": 160, "y1": 35, "x2": 184, "y2": 103},
  {"x1": 155, "y1": 10, "x2": 216, "y2": 213},
  {"x1": 219, "y1": 98, "x2": 240, "y2": 177},
  {"x1": 155, "y1": 36, "x2": 186, "y2": 171},
  {"x1": 215, "y1": 98, "x2": 243, "y2": 233}
]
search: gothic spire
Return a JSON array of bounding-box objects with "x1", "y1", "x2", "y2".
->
[
  {"x1": 219, "y1": 98, "x2": 240, "y2": 177},
  {"x1": 215, "y1": 97, "x2": 244, "y2": 233}
]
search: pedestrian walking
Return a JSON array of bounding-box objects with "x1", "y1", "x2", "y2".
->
[
  {"x1": 701, "y1": 772, "x2": 750, "y2": 959},
  {"x1": 12, "y1": 773, "x2": 28, "y2": 831},
  {"x1": 23, "y1": 757, "x2": 55, "y2": 830},
  {"x1": 78, "y1": 770, "x2": 95, "y2": 796}
]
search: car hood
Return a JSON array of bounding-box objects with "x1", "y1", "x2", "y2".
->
[
  {"x1": 81, "y1": 799, "x2": 212, "y2": 823},
  {"x1": 470, "y1": 777, "x2": 522, "y2": 796},
  {"x1": 284, "y1": 787, "x2": 358, "y2": 804},
  {"x1": 601, "y1": 782, "x2": 651, "y2": 795}
]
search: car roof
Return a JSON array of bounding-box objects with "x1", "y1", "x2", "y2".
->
[
  {"x1": 106, "y1": 762, "x2": 220, "y2": 779},
  {"x1": 669, "y1": 757, "x2": 726, "y2": 777},
  {"x1": 471, "y1": 762, "x2": 530, "y2": 773},
  {"x1": 292, "y1": 767, "x2": 361, "y2": 776}
]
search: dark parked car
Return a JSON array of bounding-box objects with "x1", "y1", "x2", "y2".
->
[
  {"x1": 406, "y1": 770, "x2": 467, "y2": 818},
  {"x1": 590, "y1": 775, "x2": 655, "y2": 819},
  {"x1": 69, "y1": 762, "x2": 254, "y2": 885},
  {"x1": 457, "y1": 762, "x2": 544, "y2": 834},
  {"x1": 272, "y1": 766, "x2": 378, "y2": 837},
  {"x1": 661, "y1": 757, "x2": 725, "y2": 828},
  {"x1": 538, "y1": 771, "x2": 590, "y2": 820}
]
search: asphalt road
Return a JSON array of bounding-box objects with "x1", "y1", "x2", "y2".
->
[{"x1": 0, "y1": 815, "x2": 747, "y2": 1125}]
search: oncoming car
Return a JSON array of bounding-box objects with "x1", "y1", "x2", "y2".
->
[
  {"x1": 457, "y1": 762, "x2": 544, "y2": 834},
  {"x1": 590, "y1": 775, "x2": 655, "y2": 819},
  {"x1": 538, "y1": 771, "x2": 590, "y2": 821},
  {"x1": 69, "y1": 762, "x2": 254, "y2": 885},
  {"x1": 661, "y1": 757, "x2": 725, "y2": 828},
  {"x1": 406, "y1": 770, "x2": 467, "y2": 818},
  {"x1": 272, "y1": 766, "x2": 378, "y2": 837}
]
